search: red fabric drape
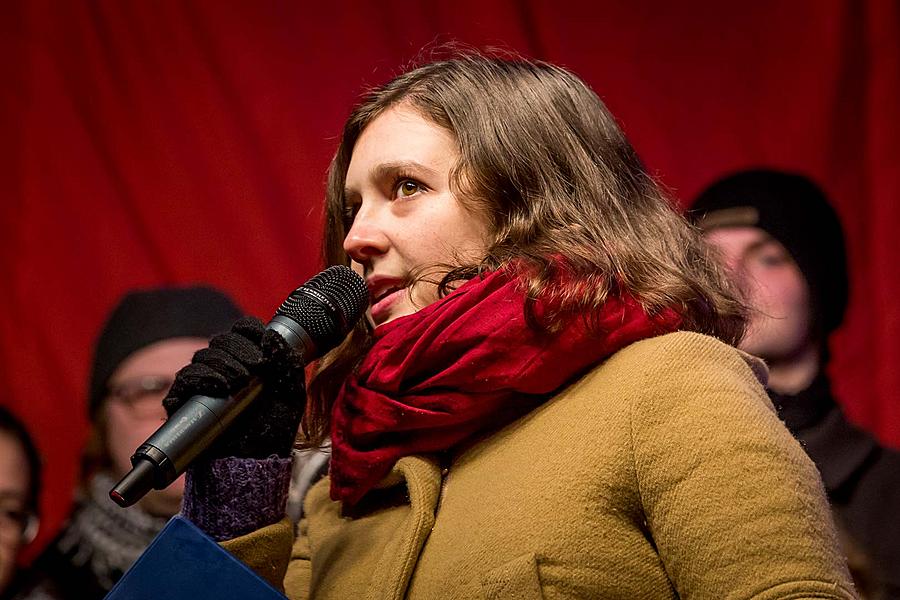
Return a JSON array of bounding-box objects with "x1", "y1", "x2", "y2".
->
[{"x1": 1, "y1": 0, "x2": 898, "y2": 559}]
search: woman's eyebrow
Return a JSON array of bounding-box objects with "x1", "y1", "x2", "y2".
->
[
  {"x1": 344, "y1": 160, "x2": 439, "y2": 199},
  {"x1": 372, "y1": 160, "x2": 438, "y2": 178}
]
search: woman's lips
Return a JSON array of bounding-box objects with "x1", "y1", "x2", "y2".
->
[{"x1": 370, "y1": 287, "x2": 406, "y2": 325}]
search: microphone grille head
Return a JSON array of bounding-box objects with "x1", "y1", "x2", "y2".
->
[
  {"x1": 303, "y1": 265, "x2": 368, "y2": 329},
  {"x1": 275, "y1": 265, "x2": 367, "y2": 356}
]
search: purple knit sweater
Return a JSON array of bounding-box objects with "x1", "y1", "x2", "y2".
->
[{"x1": 181, "y1": 456, "x2": 293, "y2": 541}]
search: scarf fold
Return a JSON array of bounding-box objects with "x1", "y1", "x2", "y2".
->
[{"x1": 330, "y1": 267, "x2": 681, "y2": 506}]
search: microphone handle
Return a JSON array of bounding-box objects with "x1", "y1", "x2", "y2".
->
[
  {"x1": 108, "y1": 265, "x2": 367, "y2": 509},
  {"x1": 110, "y1": 379, "x2": 262, "y2": 508}
]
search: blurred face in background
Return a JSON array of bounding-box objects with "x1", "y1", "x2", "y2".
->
[
  {"x1": 703, "y1": 226, "x2": 813, "y2": 362},
  {"x1": 0, "y1": 431, "x2": 33, "y2": 594},
  {"x1": 103, "y1": 337, "x2": 208, "y2": 517}
]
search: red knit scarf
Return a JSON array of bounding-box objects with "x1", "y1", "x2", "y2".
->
[{"x1": 330, "y1": 267, "x2": 681, "y2": 506}]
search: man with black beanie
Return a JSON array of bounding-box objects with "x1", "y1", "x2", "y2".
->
[
  {"x1": 692, "y1": 169, "x2": 900, "y2": 599},
  {"x1": 12, "y1": 286, "x2": 242, "y2": 600}
]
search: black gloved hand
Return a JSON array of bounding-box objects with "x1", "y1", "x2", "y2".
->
[{"x1": 162, "y1": 316, "x2": 306, "y2": 460}]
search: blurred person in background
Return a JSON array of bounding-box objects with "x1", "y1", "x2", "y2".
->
[
  {"x1": 13, "y1": 286, "x2": 242, "y2": 600},
  {"x1": 692, "y1": 169, "x2": 900, "y2": 599},
  {"x1": 0, "y1": 407, "x2": 41, "y2": 600}
]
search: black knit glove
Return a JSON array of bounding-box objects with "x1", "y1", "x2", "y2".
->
[{"x1": 162, "y1": 316, "x2": 306, "y2": 460}]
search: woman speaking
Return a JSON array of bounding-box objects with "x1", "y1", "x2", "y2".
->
[{"x1": 165, "y1": 52, "x2": 856, "y2": 599}]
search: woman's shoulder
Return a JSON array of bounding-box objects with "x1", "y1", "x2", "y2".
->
[
  {"x1": 612, "y1": 330, "x2": 765, "y2": 379},
  {"x1": 579, "y1": 330, "x2": 768, "y2": 399},
  {"x1": 551, "y1": 330, "x2": 779, "y2": 445}
]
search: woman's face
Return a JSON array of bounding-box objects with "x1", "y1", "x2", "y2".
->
[{"x1": 343, "y1": 105, "x2": 491, "y2": 327}]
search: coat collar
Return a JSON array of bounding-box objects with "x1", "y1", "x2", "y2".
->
[{"x1": 357, "y1": 455, "x2": 443, "y2": 600}]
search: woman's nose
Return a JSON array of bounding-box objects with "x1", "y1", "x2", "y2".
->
[{"x1": 343, "y1": 205, "x2": 390, "y2": 262}]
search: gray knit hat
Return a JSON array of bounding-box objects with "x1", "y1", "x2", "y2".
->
[{"x1": 88, "y1": 286, "x2": 243, "y2": 418}]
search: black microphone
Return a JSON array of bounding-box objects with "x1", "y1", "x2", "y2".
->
[{"x1": 109, "y1": 265, "x2": 368, "y2": 508}]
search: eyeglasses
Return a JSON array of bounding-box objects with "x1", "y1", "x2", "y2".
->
[
  {"x1": 106, "y1": 375, "x2": 175, "y2": 420},
  {"x1": 0, "y1": 493, "x2": 38, "y2": 545}
]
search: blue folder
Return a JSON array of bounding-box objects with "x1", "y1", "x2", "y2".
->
[{"x1": 105, "y1": 515, "x2": 286, "y2": 599}]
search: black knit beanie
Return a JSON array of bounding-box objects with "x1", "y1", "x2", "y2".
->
[
  {"x1": 690, "y1": 169, "x2": 849, "y2": 337},
  {"x1": 88, "y1": 286, "x2": 243, "y2": 419}
]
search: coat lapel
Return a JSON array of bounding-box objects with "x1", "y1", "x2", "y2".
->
[{"x1": 365, "y1": 456, "x2": 442, "y2": 600}]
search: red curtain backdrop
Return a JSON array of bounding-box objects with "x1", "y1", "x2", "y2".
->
[{"x1": 2, "y1": 0, "x2": 898, "y2": 559}]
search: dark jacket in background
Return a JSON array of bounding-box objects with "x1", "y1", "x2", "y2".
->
[{"x1": 775, "y1": 374, "x2": 900, "y2": 599}]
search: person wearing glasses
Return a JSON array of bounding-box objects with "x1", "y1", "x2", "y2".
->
[
  {"x1": 0, "y1": 407, "x2": 41, "y2": 600},
  {"x1": 14, "y1": 286, "x2": 241, "y2": 600}
]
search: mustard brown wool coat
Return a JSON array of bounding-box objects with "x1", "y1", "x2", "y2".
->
[{"x1": 223, "y1": 332, "x2": 857, "y2": 599}]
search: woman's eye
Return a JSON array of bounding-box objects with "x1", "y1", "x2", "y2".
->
[
  {"x1": 342, "y1": 204, "x2": 359, "y2": 227},
  {"x1": 397, "y1": 180, "x2": 420, "y2": 198}
]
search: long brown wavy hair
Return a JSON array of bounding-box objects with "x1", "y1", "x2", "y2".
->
[{"x1": 302, "y1": 51, "x2": 745, "y2": 446}]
